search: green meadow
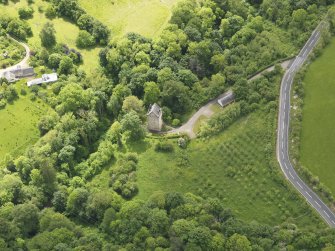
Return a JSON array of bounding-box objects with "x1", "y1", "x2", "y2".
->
[
  {"x1": 300, "y1": 38, "x2": 335, "y2": 195},
  {"x1": 78, "y1": 0, "x2": 182, "y2": 37},
  {"x1": 90, "y1": 107, "x2": 323, "y2": 229},
  {"x1": 0, "y1": 81, "x2": 50, "y2": 162},
  {"x1": 0, "y1": 0, "x2": 100, "y2": 72}
]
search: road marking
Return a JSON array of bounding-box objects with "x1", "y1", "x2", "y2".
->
[
  {"x1": 306, "y1": 191, "x2": 312, "y2": 199},
  {"x1": 332, "y1": 220, "x2": 335, "y2": 225},
  {"x1": 297, "y1": 182, "x2": 303, "y2": 189},
  {"x1": 324, "y1": 210, "x2": 330, "y2": 218},
  {"x1": 284, "y1": 163, "x2": 288, "y2": 169},
  {"x1": 289, "y1": 171, "x2": 294, "y2": 179},
  {"x1": 315, "y1": 201, "x2": 321, "y2": 208},
  {"x1": 281, "y1": 141, "x2": 284, "y2": 149},
  {"x1": 284, "y1": 102, "x2": 286, "y2": 109}
]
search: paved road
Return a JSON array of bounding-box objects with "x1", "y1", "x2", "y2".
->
[
  {"x1": 277, "y1": 23, "x2": 335, "y2": 227},
  {"x1": 0, "y1": 35, "x2": 30, "y2": 76}
]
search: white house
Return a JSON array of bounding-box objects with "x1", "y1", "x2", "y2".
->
[{"x1": 27, "y1": 73, "x2": 58, "y2": 87}]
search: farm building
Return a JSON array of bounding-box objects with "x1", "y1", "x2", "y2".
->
[
  {"x1": 217, "y1": 90, "x2": 235, "y2": 107},
  {"x1": 0, "y1": 67, "x2": 35, "y2": 83},
  {"x1": 147, "y1": 103, "x2": 163, "y2": 132},
  {"x1": 27, "y1": 73, "x2": 58, "y2": 87}
]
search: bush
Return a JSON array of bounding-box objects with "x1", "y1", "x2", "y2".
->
[
  {"x1": 18, "y1": 7, "x2": 34, "y2": 19},
  {"x1": 172, "y1": 119, "x2": 181, "y2": 127},
  {"x1": 0, "y1": 99, "x2": 6, "y2": 109},
  {"x1": 20, "y1": 89, "x2": 27, "y2": 96},
  {"x1": 76, "y1": 30, "x2": 95, "y2": 48},
  {"x1": 154, "y1": 141, "x2": 174, "y2": 152},
  {"x1": 45, "y1": 6, "x2": 57, "y2": 19}
]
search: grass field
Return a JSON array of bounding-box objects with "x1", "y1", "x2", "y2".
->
[
  {"x1": 0, "y1": 0, "x2": 100, "y2": 72},
  {"x1": 78, "y1": 0, "x2": 182, "y2": 38},
  {"x1": 299, "y1": 38, "x2": 335, "y2": 195},
  {"x1": 90, "y1": 107, "x2": 323, "y2": 228},
  {"x1": 0, "y1": 80, "x2": 50, "y2": 162}
]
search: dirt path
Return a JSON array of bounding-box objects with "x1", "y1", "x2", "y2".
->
[
  {"x1": 0, "y1": 35, "x2": 31, "y2": 76},
  {"x1": 166, "y1": 59, "x2": 293, "y2": 138}
]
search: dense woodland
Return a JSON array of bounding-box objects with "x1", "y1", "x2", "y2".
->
[{"x1": 1, "y1": 0, "x2": 335, "y2": 250}]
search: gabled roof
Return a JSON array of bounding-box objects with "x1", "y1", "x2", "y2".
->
[
  {"x1": 147, "y1": 103, "x2": 161, "y2": 118},
  {"x1": 10, "y1": 67, "x2": 35, "y2": 77},
  {"x1": 27, "y1": 73, "x2": 58, "y2": 87}
]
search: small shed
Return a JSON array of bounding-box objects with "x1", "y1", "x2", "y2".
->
[
  {"x1": 147, "y1": 103, "x2": 163, "y2": 132},
  {"x1": 217, "y1": 90, "x2": 235, "y2": 107}
]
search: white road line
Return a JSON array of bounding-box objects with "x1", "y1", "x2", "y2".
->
[
  {"x1": 332, "y1": 220, "x2": 335, "y2": 225},
  {"x1": 281, "y1": 141, "x2": 284, "y2": 149},
  {"x1": 284, "y1": 163, "x2": 288, "y2": 169},
  {"x1": 297, "y1": 182, "x2": 303, "y2": 189},
  {"x1": 289, "y1": 171, "x2": 294, "y2": 179},
  {"x1": 306, "y1": 191, "x2": 312, "y2": 199},
  {"x1": 324, "y1": 210, "x2": 330, "y2": 218},
  {"x1": 315, "y1": 201, "x2": 321, "y2": 208}
]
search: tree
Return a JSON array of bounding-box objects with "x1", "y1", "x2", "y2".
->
[
  {"x1": 120, "y1": 111, "x2": 146, "y2": 142},
  {"x1": 18, "y1": 7, "x2": 34, "y2": 19},
  {"x1": 161, "y1": 80, "x2": 191, "y2": 113},
  {"x1": 122, "y1": 95, "x2": 144, "y2": 116},
  {"x1": 40, "y1": 22, "x2": 56, "y2": 47},
  {"x1": 144, "y1": 82, "x2": 160, "y2": 106},
  {"x1": 66, "y1": 188, "x2": 89, "y2": 218},
  {"x1": 76, "y1": 30, "x2": 95, "y2": 48},
  {"x1": 58, "y1": 56, "x2": 74, "y2": 75},
  {"x1": 226, "y1": 234, "x2": 252, "y2": 251},
  {"x1": 12, "y1": 203, "x2": 39, "y2": 237}
]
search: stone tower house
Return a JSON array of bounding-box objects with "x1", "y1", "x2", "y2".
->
[{"x1": 147, "y1": 103, "x2": 163, "y2": 132}]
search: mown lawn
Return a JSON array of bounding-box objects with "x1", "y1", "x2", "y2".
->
[
  {"x1": 78, "y1": 0, "x2": 182, "y2": 38},
  {"x1": 0, "y1": 0, "x2": 100, "y2": 72},
  {"x1": 0, "y1": 80, "x2": 50, "y2": 163},
  {"x1": 300, "y1": 38, "x2": 335, "y2": 195},
  {"x1": 135, "y1": 109, "x2": 323, "y2": 228}
]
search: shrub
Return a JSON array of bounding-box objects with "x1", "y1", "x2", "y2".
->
[
  {"x1": 20, "y1": 89, "x2": 27, "y2": 96},
  {"x1": 18, "y1": 7, "x2": 34, "y2": 19},
  {"x1": 0, "y1": 99, "x2": 6, "y2": 109},
  {"x1": 45, "y1": 6, "x2": 56, "y2": 19},
  {"x1": 155, "y1": 141, "x2": 174, "y2": 152},
  {"x1": 76, "y1": 30, "x2": 95, "y2": 48},
  {"x1": 172, "y1": 119, "x2": 180, "y2": 127}
]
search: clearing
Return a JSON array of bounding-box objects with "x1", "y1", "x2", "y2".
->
[
  {"x1": 90, "y1": 107, "x2": 324, "y2": 229},
  {"x1": 78, "y1": 0, "x2": 182, "y2": 38},
  {"x1": 0, "y1": 80, "x2": 50, "y2": 162},
  {"x1": 299, "y1": 38, "x2": 335, "y2": 195}
]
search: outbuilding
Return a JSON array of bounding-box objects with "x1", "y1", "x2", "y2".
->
[{"x1": 27, "y1": 73, "x2": 58, "y2": 87}]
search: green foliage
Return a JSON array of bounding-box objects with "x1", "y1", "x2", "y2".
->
[
  {"x1": 76, "y1": 30, "x2": 95, "y2": 48},
  {"x1": 154, "y1": 141, "x2": 174, "y2": 153},
  {"x1": 39, "y1": 22, "x2": 56, "y2": 48},
  {"x1": 18, "y1": 7, "x2": 34, "y2": 20},
  {"x1": 199, "y1": 103, "x2": 241, "y2": 137}
]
